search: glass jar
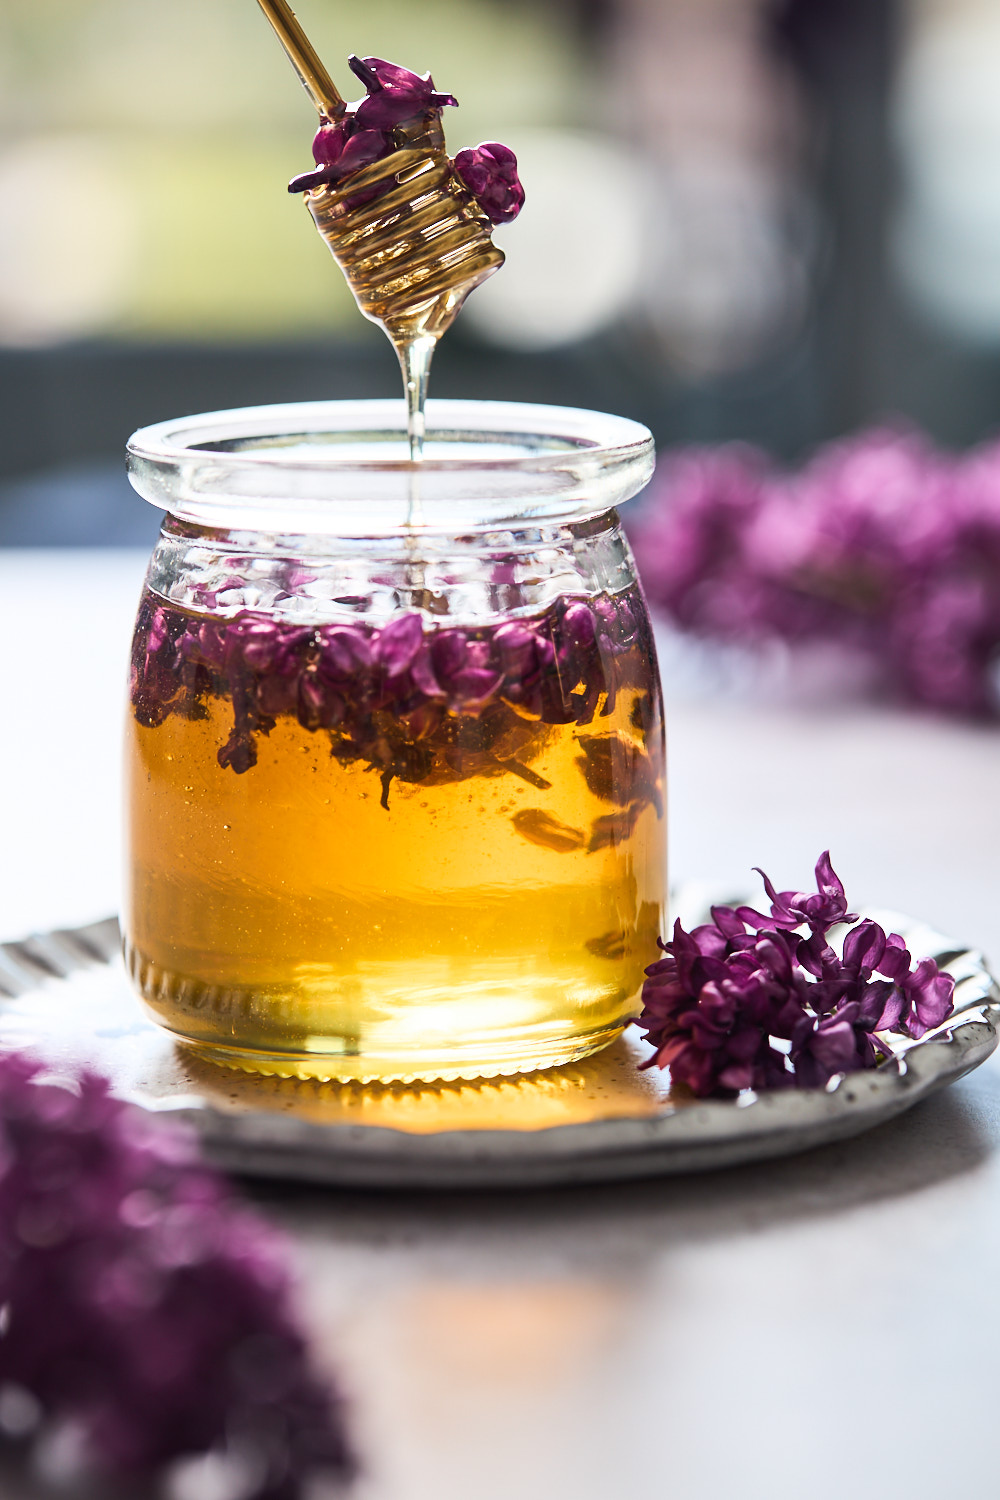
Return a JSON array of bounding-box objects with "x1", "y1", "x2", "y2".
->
[{"x1": 123, "y1": 399, "x2": 665, "y2": 1082}]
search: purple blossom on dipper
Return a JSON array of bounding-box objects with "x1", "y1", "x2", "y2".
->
[
  {"x1": 289, "y1": 122, "x2": 392, "y2": 193},
  {"x1": 288, "y1": 53, "x2": 459, "y2": 195},
  {"x1": 286, "y1": 51, "x2": 523, "y2": 229},
  {"x1": 636, "y1": 852, "x2": 956, "y2": 1097},
  {"x1": 0, "y1": 1053, "x2": 353, "y2": 1496},
  {"x1": 454, "y1": 143, "x2": 525, "y2": 223},
  {"x1": 348, "y1": 55, "x2": 458, "y2": 129}
]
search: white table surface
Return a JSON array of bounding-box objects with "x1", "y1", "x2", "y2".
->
[{"x1": 2, "y1": 548, "x2": 1000, "y2": 1500}]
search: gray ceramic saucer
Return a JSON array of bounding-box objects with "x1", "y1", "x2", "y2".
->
[{"x1": 0, "y1": 903, "x2": 995, "y2": 1189}]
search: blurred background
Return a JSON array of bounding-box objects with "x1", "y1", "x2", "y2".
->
[{"x1": 2, "y1": 0, "x2": 1000, "y2": 542}]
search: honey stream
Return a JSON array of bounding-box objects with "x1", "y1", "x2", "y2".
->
[{"x1": 304, "y1": 112, "x2": 504, "y2": 487}]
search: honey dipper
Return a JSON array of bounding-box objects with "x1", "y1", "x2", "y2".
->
[{"x1": 256, "y1": 1, "x2": 522, "y2": 461}]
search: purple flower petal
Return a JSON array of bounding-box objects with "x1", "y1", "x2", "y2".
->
[
  {"x1": 454, "y1": 142, "x2": 525, "y2": 224},
  {"x1": 312, "y1": 121, "x2": 348, "y2": 167},
  {"x1": 872, "y1": 984, "x2": 906, "y2": 1032},
  {"x1": 333, "y1": 127, "x2": 391, "y2": 177},
  {"x1": 877, "y1": 932, "x2": 911, "y2": 982},
  {"x1": 317, "y1": 623, "x2": 373, "y2": 678},
  {"x1": 560, "y1": 601, "x2": 597, "y2": 650},
  {"x1": 842, "y1": 918, "x2": 886, "y2": 972},
  {"x1": 792, "y1": 1014, "x2": 869, "y2": 1088},
  {"x1": 349, "y1": 54, "x2": 458, "y2": 130},
  {"x1": 375, "y1": 612, "x2": 424, "y2": 676},
  {"x1": 902, "y1": 958, "x2": 956, "y2": 1037},
  {"x1": 410, "y1": 648, "x2": 443, "y2": 698}
]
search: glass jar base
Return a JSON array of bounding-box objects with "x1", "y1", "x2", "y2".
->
[
  {"x1": 156, "y1": 1021, "x2": 627, "y2": 1085},
  {"x1": 126, "y1": 941, "x2": 639, "y2": 1084}
]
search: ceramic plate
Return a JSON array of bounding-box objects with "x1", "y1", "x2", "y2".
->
[{"x1": 0, "y1": 903, "x2": 995, "y2": 1188}]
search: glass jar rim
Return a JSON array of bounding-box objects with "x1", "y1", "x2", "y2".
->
[{"x1": 126, "y1": 398, "x2": 655, "y2": 537}]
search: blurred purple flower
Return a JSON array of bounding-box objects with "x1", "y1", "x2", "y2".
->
[
  {"x1": 628, "y1": 426, "x2": 1000, "y2": 717},
  {"x1": 636, "y1": 852, "x2": 955, "y2": 1097},
  {"x1": 454, "y1": 143, "x2": 525, "y2": 224},
  {"x1": 0, "y1": 1053, "x2": 353, "y2": 1497}
]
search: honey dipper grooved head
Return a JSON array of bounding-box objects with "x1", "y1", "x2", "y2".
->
[{"x1": 306, "y1": 143, "x2": 505, "y2": 342}]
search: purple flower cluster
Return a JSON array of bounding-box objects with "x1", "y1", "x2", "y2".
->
[
  {"x1": 130, "y1": 587, "x2": 648, "y2": 793},
  {"x1": 637, "y1": 852, "x2": 955, "y2": 1097},
  {"x1": 288, "y1": 55, "x2": 458, "y2": 196},
  {"x1": 627, "y1": 427, "x2": 1000, "y2": 716},
  {"x1": 287, "y1": 53, "x2": 523, "y2": 225},
  {"x1": 0, "y1": 1052, "x2": 352, "y2": 1496},
  {"x1": 454, "y1": 143, "x2": 525, "y2": 224}
]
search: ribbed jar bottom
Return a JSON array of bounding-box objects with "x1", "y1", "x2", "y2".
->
[{"x1": 125, "y1": 942, "x2": 633, "y2": 1083}]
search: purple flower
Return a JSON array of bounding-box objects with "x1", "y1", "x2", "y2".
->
[
  {"x1": 0, "y1": 1053, "x2": 353, "y2": 1495},
  {"x1": 349, "y1": 55, "x2": 458, "y2": 130},
  {"x1": 128, "y1": 581, "x2": 659, "y2": 858},
  {"x1": 287, "y1": 53, "x2": 459, "y2": 195},
  {"x1": 490, "y1": 621, "x2": 557, "y2": 721},
  {"x1": 559, "y1": 601, "x2": 597, "y2": 653},
  {"x1": 375, "y1": 612, "x2": 424, "y2": 677},
  {"x1": 896, "y1": 957, "x2": 957, "y2": 1038},
  {"x1": 454, "y1": 142, "x2": 525, "y2": 224},
  {"x1": 430, "y1": 635, "x2": 502, "y2": 714},
  {"x1": 625, "y1": 425, "x2": 1000, "y2": 719},
  {"x1": 289, "y1": 125, "x2": 391, "y2": 194},
  {"x1": 638, "y1": 917, "x2": 799, "y2": 1096},
  {"x1": 635, "y1": 852, "x2": 955, "y2": 1097},
  {"x1": 738, "y1": 850, "x2": 857, "y2": 936},
  {"x1": 791, "y1": 1005, "x2": 881, "y2": 1089},
  {"x1": 311, "y1": 120, "x2": 350, "y2": 166},
  {"x1": 316, "y1": 623, "x2": 373, "y2": 678}
]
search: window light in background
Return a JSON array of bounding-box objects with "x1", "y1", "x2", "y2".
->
[{"x1": 893, "y1": 0, "x2": 1000, "y2": 344}]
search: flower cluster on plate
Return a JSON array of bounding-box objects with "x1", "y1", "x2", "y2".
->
[{"x1": 637, "y1": 853, "x2": 956, "y2": 1097}]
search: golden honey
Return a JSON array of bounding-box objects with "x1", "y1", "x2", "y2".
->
[{"x1": 123, "y1": 584, "x2": 666, "y2": 1082}]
